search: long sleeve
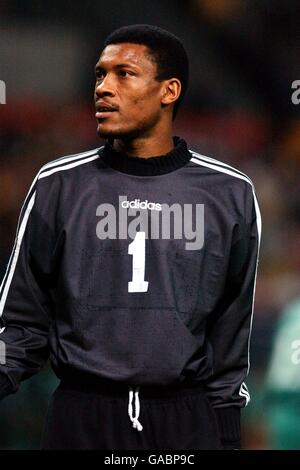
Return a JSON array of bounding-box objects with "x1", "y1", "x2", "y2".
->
[
  {"x1": 205, "y1": 184, "x2": 262, "y2": 449},
  {"x1": 0, "y1": 178, "x2": 56, "y2": 400}
]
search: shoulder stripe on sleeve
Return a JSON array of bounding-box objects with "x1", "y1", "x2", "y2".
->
[
  {"x1": 246, "y1": 192, "x2": 261, "y2": 379},
  {"x1": 189, "y1": 154, "x2": 261, "y2": 242},
  {"x1": 191, "y1": 151, "x2": 262, "y2": 392},
  {"x1": 0, "y1": 148, "x2": 103, "y2": 310},
  {"x1": 0, "y1": 192, "x2": 36, "y2": 327},
  {"x1": 189, "y1": 150, "x2": 253, "y2": 184},
  {"x1": 10, "y1": 147, "x2": 102, "y2": 243},
  {"x1": 39, "y1": 153, "x2": 100, "y2": 179},
  {"x1": 16, "y1": 147, "x2": 102, "y2": 237},
  {"x1": 38, "y1": 147, "x2": 101, "y2": 175}
]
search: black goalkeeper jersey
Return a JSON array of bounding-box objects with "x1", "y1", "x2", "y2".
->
[{"x1": 0, "y1": 136, "x2": 261, "y2": 442}]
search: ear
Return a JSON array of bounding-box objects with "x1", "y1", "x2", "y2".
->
[{"x1": 161, "y1": 78, "x2": 181, "y2": 106}]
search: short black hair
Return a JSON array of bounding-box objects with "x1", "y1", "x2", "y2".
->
[{"x1": 104, "y1": 24, "x2": 189, "y2": 119}]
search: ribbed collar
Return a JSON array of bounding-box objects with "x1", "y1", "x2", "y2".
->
[{"x1": 100, "y1": 136, "x2": 191, "y2": 176}]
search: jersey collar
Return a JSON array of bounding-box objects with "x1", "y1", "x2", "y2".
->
[{"x1": 99, "y1": 136, "x2": 191, "y2": 176}]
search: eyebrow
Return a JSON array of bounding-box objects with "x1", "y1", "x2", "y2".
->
[{"x1": 95, "y1": 63, "x2": 140, "y2": 72}]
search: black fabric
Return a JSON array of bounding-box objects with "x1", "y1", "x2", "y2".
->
[
  {"x1": 40, "y1": 382, "x2": 223, "y2": 450},
  {"x1": 214, "y1": 407, "x2": 241, "y2": 449},
  {"x1": 101, "y1": 136, "x2": 191, "y2": 176},
  {"x1": 56, "y1": 373, "x2": 206, "y2": 399}
]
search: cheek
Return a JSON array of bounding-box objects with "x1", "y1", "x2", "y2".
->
[
  {"x1": 129, "y1": 94, "x2": 161, "y2": 119},
  {"x1": 126, "y1": 84, "x2": 161, "y2": 109}
]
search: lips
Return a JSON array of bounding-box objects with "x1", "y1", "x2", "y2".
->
[
  {"x1": 95, "y1": 111, "x2": 116, "y2": 119},
  {"x1": 95, "y1": 103, "x2": 118, "y2": 118}
]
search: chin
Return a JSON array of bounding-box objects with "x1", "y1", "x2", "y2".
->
[
  {"x1": 97, "y1": 127, "x2": 114, "y2": 138},
  {"x1": 97, "y1": 124, "x2": 139, "y2": 140}
]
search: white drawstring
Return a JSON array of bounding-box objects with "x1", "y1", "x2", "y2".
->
[{"x1": 128, "y1": 387, "x2": 143, "y2": 431}]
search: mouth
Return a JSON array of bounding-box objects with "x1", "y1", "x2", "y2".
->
[{"x1": 95, "y1": 105, "x2": 118, "y2": 119}]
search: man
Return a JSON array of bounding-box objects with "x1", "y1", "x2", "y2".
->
[{"x1": 0, "y1": 25, "x2": 261, "y2": 450}]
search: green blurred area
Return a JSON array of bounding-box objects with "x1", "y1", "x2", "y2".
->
[
  {"x1": 243, "y1": 299, "x2": 300, "y2": 450},
  {"x1": 0, "y1": 364, "x2": 59, "y2": 450}
]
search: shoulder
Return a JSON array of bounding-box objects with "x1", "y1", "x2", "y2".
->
[
  {"x1": 188, "y1": 148, "x2": 255, "y2": 190},
  {"x1": 36, "y1": 147, "x2": 102, "y2": 182},
  {"x1": 188, "y1": 148, "x2": 261, "y2": 227},
  {"x1": 25, "y1": 147, "x2": 103, "y2": 213}
]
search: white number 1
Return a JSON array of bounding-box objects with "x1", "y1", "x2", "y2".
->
[{"x1": 128, "y1": 232, "x2": 149, "y2": 293}]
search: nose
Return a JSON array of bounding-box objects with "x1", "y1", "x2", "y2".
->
[{"x1": 95, "y1": 74, "x2": 115, "y2": 98}]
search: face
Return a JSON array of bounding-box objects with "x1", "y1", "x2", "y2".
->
[{"x1": 94, "y1": 43, "x2": 167, "y2": 139}]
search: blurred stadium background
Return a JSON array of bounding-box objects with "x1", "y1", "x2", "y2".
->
[{"x1": 0, "y1": 0, "x2": 300, "y2": 450}]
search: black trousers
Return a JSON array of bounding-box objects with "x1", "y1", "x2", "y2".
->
[{"x1": 40, "y1": 378, "x2": 222, "y2": 450}]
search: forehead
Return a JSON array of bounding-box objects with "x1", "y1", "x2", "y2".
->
[{"x1": 97, "y1": 43, "x2": 156, "y2": 70}]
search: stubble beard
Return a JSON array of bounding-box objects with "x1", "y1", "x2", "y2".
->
[{"x1": 96, "y1": 112, "x2": 162, "y2": 141}]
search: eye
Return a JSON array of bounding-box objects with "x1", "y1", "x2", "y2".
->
[
  {"x1": 95, "y1": 70, "x2": 105, "y2": 80},
  {"x1": 119, "y1": 70, "x2": 133, "y2": 77}
]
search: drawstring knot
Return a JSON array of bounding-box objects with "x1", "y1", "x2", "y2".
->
[{"x1": 128, "y1": 387, "x2": 143, "y2": 431}]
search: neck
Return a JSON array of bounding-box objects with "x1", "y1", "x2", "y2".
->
[
  {"x1": 112, "y1": 129, "x2": 174, "y2": 159},
  {"x1": 100, "y1": 136, "x2": 191, "y2": 176}
]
